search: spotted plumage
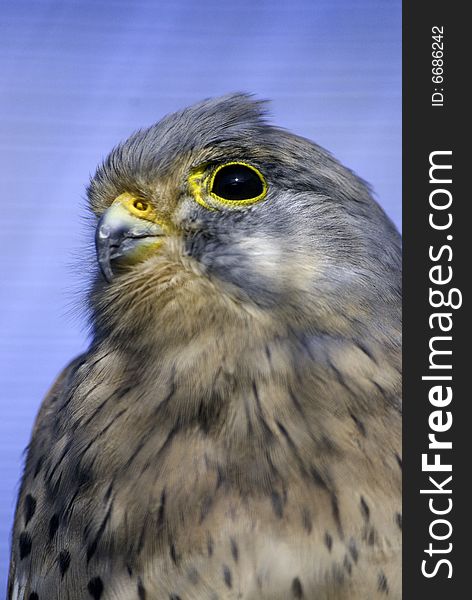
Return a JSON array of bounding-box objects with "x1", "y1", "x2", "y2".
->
[{"x1": 9, "y1": 93, "x2": 401, "y2": 598}]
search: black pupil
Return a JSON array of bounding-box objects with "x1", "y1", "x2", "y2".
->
[{"x1": 211, "y1": 165, "x2": 263, "y2": 201}]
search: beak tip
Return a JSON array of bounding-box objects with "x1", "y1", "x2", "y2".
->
[
  {"x1": 95, "y1": 218, "x2": 115, "y2": 283},
  {"x1": 96, "y1": 251, "x2": 115, "y2": 283},
  {"x1": 98, "y1": 261, "x2": 114, "y2": 283}
]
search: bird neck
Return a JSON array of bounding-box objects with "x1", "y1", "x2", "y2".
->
[{"x1": 83, "y1": 319, "x2": 400, "y2": 494}]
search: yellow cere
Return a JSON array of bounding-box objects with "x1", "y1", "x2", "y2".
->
[
  {"x1": 113, "y1": 192, "x2": 159, "y2": 223},
  {"x1": 126, "y1": 239, "x2": 164, "y2": 263}
]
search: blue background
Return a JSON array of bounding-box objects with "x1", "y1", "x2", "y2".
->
[{"x1": 0, "y1": 0, "x2": 401, "y2": 589}]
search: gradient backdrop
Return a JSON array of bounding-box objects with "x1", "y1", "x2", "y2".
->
[{"x1": 0, "y1": 0, "x2": 401, "y2": 589}]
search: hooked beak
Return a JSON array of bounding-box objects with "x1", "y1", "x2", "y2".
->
[{"x1": 95, "y1": 193, "x2": 167, "y2": 283}]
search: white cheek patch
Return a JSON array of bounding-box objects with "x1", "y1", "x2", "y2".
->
[
  {"x1": 237, "y1": 235, "x2": 284, "y2": 279},
  {"x1": 236, "y1": 234, "x2": 321, "y2": 293}
]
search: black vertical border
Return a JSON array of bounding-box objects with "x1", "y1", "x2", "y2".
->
[{"x1": 403, "y1": 4, "x2": 467, "y2": 598}]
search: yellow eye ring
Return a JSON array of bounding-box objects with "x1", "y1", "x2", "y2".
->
[{"x1": 188, "y1": 162, "x2": 268, "y2": 211}]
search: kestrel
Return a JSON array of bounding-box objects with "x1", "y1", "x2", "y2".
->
[{"x1": 9, "y1": 94, "x2": 402, "y2": 599}]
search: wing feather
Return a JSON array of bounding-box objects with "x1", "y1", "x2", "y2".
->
[{"x1": 7, "y1": 354, "x2": 88, "y2": 600}]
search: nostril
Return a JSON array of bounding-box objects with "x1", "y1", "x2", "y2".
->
[{"x1": 133, "y1": 199, "x2": 148, "y2": 212}]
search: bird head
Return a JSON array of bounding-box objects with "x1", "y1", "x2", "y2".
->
[{"x1": 87, "y1": 94, "x2": 401, "y2": 352}]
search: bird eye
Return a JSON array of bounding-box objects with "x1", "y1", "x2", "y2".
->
[{"x1": 209, "y1": 163, "x2": 267, "y2": 204}]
